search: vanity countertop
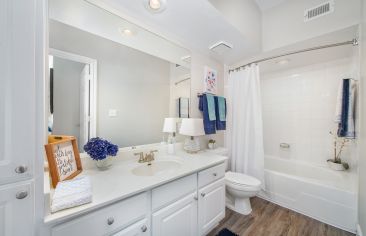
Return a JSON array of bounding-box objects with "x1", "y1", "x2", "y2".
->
[{"x1": 44, "y1": 148, "x2": 228, "y2": 225}]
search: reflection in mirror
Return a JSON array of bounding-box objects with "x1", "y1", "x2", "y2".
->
[{"x1": 48, "y1": 1, "x2": 191, "y2": 150}]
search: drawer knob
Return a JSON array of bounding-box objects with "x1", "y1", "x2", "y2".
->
[
  {"x1": 15, "y1": 165, "x2": 27, "y2": 174},
  {"x1": 107, "y1": 217, "x2": 114, "y2": 225},
  {"x1": 141, "y1": 225, "x2": 147, "y2": 232},
  {"x1": 194, "y1": 196, "x2": 198, "y2": 201},
  {"x1": 16, "y1": 191, "x2": 28, "y2": 199},
  {"x1": 201, "y1": 193, "x2": 206, "y2": 197},
  {"x1": 213, "y1": 173, "x2": 217, "y2": 177}
]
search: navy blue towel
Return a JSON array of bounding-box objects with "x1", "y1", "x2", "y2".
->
[
  {"x1": 338, "y1": 79, "x2": 350, "y2": 137},
  {"x1": 199, "y1": 94, "x2": 216, "y2": 134},
  {"x1": 214, "y1": 96, "x2": 226, "y2": 130},
  {"x1": 217, "y1": 228, "x2": 238, "y2": 236}
]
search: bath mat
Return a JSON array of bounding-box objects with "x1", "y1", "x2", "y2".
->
[{"x1": 217, "y1": 228, "x2": 238, "y2": 236}]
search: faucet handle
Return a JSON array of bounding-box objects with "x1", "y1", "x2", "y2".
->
[
  {"x1": 134, "y1": 152, "x2": 144, "y2": 162},
  {"x1": 149, "y1": 150, "x2": 158, "y2": 159}
]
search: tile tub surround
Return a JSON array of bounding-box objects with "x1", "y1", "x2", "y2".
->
[
  {"x1": 43, "y1": 144, "x2": 228, "y2": 224},
  {"x1": 261, "y1": 57, "x2": 358, "y2": 170}
]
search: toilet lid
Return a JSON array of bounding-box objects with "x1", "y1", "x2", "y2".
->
[{"x1": 225, "y1": 171, "x2": 261, "y2": 187}]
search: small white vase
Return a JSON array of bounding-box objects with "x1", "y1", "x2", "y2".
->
[
  {"x1": 95, "y1": 156, "x2": 113, "y2": 170},
  {"x1": 327, "y1": 160, "x2": 345, "y2": 171}
]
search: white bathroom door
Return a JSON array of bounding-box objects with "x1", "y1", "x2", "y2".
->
[
  {"x1": 0, "y1": 0, "x2": 38, "y2": 184},
  {"x1": 80, "y1": 64, "x2": 90, "y2": 149}
]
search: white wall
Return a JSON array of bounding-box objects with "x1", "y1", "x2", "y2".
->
[
  {"x1": 190, "y1": 53, "x2": 225, "y2": 147},
  {"x1": 50, "y1": 20, "x2": 171, "y2": 147},
  {"x1": 208, "y1": 0, "x2": 262, "y2": 52},
  {"x1": 358, "y1": 0, "x2": 366, "y2": 233},
  {"x1": 52, "y1": 57, "x2": 84, "y2": 143},
  {"x1": 262, "y1": 0, "x2": 361, "y2": 51},
  {"x1": 261, "y1": 57, "x2": 358, "y2": 169}
]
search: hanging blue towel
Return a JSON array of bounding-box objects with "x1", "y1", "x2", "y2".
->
[
  {"x1": 338, "y1": 79, "x2": 350, "y2": 137},
  {"x1": 214, "y1": 96, "x2": 226, "y2": 130},
  {"x1": 206, "y1": 94, "x2": 216, "y2": 121},
  {"x1": 199, "y1": 94, "x2": 216, "y2": 134}
]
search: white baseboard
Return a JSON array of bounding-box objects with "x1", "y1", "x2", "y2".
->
[{"x1": 357, "y1": 224, "x2": 363, "y2": 236}]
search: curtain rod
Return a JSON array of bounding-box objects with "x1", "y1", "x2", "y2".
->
[
  {"x1": 229, "y1": 38, "x2": 358, "y2": 73},
  {"x1": 175, "y1": 77, "x2": 190, "y2": 86}
]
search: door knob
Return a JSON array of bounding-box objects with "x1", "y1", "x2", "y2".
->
[
  {"x1": 107, "y1": 217, "x2": 114, "y2": 225},
  {"x1": 15, "y1": 165, "x2": 27, "y2": 174},
  {"x1": 16, "y1": 191, "x2": 28, "y2": 199},
  {"x1": 141, "y1": 225, "x2": 147, "y2": 232}
]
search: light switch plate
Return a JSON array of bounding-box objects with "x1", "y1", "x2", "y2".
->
[{"x1": 108, "y1": 109, "x2": 118, "y2": 117}]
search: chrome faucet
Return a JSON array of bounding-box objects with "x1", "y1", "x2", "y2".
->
[{"x1": 134, "y1": 150, "x2": 158, "y2": 165}]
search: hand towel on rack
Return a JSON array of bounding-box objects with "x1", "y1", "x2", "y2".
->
[
  {"x1": 214, "y1": 96, "x2": 226, "y2": 130},
  {"x1": 51, "y1": 176, "x2": 92, "y2": 213},
  {"x1": 336, "y1": 78, "x2": 357, "y2": 138},
  {"x1": 199, "y1": 94, "x2": 216, "y2": 134}
]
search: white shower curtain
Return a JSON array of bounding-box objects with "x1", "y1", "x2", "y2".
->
[{"x1": 226, "y1": 64, "x2": 265, "y2": 188}]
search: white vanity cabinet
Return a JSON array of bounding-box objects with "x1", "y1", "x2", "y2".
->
[
  {"x1": 152, "y1": 192, "x2": 198, "y2": 236},
  {"x1": 0, "y1": 182, "x2": 34, "y2": 236},
  {"x1": 51, "y1": 192, "x2": 149, "y2": 236},
  {"x1": 113, "y1": 219, "x2": 149, "y2": 236},
  {"x1": 47, "y1": 162, "x2": 227, "y2": 236},
  {"x1": 198, "y1": 163, "x2": 226, "y2": 235}
]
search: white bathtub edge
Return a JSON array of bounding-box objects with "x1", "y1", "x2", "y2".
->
[
  {"x1": 256, "y1": 193, "x2": 356, "y2": 234},
  {"x1": 357, "y1": 224, "x2": 364, "y2": 236}
]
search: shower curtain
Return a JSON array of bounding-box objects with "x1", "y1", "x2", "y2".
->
[{"x1": 226, "y1": 64, "x2": 265, "y2": 189}]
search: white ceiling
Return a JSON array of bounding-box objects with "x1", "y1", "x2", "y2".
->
[
  {"x1": 254, "y1": 0, "x2": 288, "y2": 11},
  {"x1": 86, "y1": 0, "x2": 262, "y2": 65}
]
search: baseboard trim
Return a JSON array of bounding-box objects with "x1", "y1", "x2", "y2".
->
[
  {"x1": 357, "y1": 224, "x2": 363, "y2": 236},
  {"x1": 256, "y1": 194, "x2": 356, "y2": 234}
]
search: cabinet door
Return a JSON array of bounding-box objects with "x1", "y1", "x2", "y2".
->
[
  {"x1": 152, "y1": 192, "x2": 197, "y2": 236},
  {"x1": 0, "y1": 0, "x2": 37, "y2": 184},
  {"x1": 0, "y1": 182, "x2": 34, "y2": 236},
  {"x1": 112, "y1": 219, "x2": 149, "y2": 236},
  {"x1": 198, "y1": 178, "x2": 225, "y2": 236}
]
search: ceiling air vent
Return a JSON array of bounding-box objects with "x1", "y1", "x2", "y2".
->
[
  {"x1": 304, "y1": 1, "x2": 334, "y2": 22},
  {"x1": 209, "y1": 41, "x2": 233, "y2": 55}
]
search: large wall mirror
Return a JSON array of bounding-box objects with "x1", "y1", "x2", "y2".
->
[{"x1": 48, "y1": 0, "x2": 191, "y2": 150}]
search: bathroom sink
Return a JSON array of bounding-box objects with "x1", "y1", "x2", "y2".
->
[{"x1": 132, "y1": 160, "x2": 182, "y2": 176}]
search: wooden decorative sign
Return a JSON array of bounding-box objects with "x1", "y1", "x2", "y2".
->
[{"x1": 45, "y1": 137, "x2": 82, "y2": 188}]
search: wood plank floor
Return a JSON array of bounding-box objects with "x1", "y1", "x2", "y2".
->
[{"x1": 207, "y1": 197, "x2": 355, "y2": 236}]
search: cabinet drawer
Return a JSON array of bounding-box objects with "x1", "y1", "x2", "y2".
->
[
  {"x1": 152, "y1": 174, "x2": 197, "y2": 211},
  {"x1": 198, "y1": 163, "x2": 225, "y2": 188},
  {"x1": 52, "y1": 192, "x2": 148, "y2": 236}
]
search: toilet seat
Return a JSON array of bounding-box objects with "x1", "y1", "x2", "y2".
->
[{"x1": 225, "y1": 172, "x2": 261, "y2": 190}]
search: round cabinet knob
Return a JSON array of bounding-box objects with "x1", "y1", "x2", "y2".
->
[
  {"x1": 213, "y1": 173, "x2": 217, "y2": 177},
  {"x1": 16, "y1": 191, "x2": 28, "y2": 199},
  {"x1": 107, "y1": 217, "x2": 114, "y2": 225},
  {"x1": 15, "y1": 165, "x2": 27, "y2": 174},
  {"x1": 141, "y1": 225, "x2": 147, "y2": 232},
  {"x1": 201, "y1": 193, "x2": 206, "y2": 197},
  {"x1": 194, "y1": 196, "x2": 198, "y2": 201}
]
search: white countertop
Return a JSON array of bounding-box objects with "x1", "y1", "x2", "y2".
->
[{"x1": 44, "y1": 147, "x2": 228, "y2": 225}]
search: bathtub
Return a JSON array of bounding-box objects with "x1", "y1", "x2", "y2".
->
[{"x1": 258, "y1": 155, "x2": 357, "y2": 233}]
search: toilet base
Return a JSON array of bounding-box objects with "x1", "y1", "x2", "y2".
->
[{"x1": 226, "y1": 196, "x2": 252, "y2": 215}]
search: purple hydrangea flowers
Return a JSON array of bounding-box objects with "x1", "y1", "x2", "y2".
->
[{"x1": 84, "y1": 137, "x2": 119, "y2": 161}]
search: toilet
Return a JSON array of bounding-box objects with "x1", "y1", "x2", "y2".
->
[
  {"x1": 225, "y1": 171, "x2": 261, "y2": 215},
  {"x1": 206, "y1": 148, "x2": 262, "y2": 215}
]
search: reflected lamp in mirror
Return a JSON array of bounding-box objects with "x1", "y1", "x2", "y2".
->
[
  {"x1": 179, "y1": 118, "x2": 205, "y2": 153},
  {"x1": 163, "y1": 118, "x2": 177, "y2": 154}
]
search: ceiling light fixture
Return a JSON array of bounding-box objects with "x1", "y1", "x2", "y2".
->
[
  {"x1": 119, "y1": 28, "x2": 136, "y2": 36},
  {"x1": 144, "y1": 0, "x2": 167, "y2": 13}
]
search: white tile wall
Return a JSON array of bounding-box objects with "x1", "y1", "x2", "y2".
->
[{"x1": 261, "y1": 57, "x2": 358, "y2": 169}]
